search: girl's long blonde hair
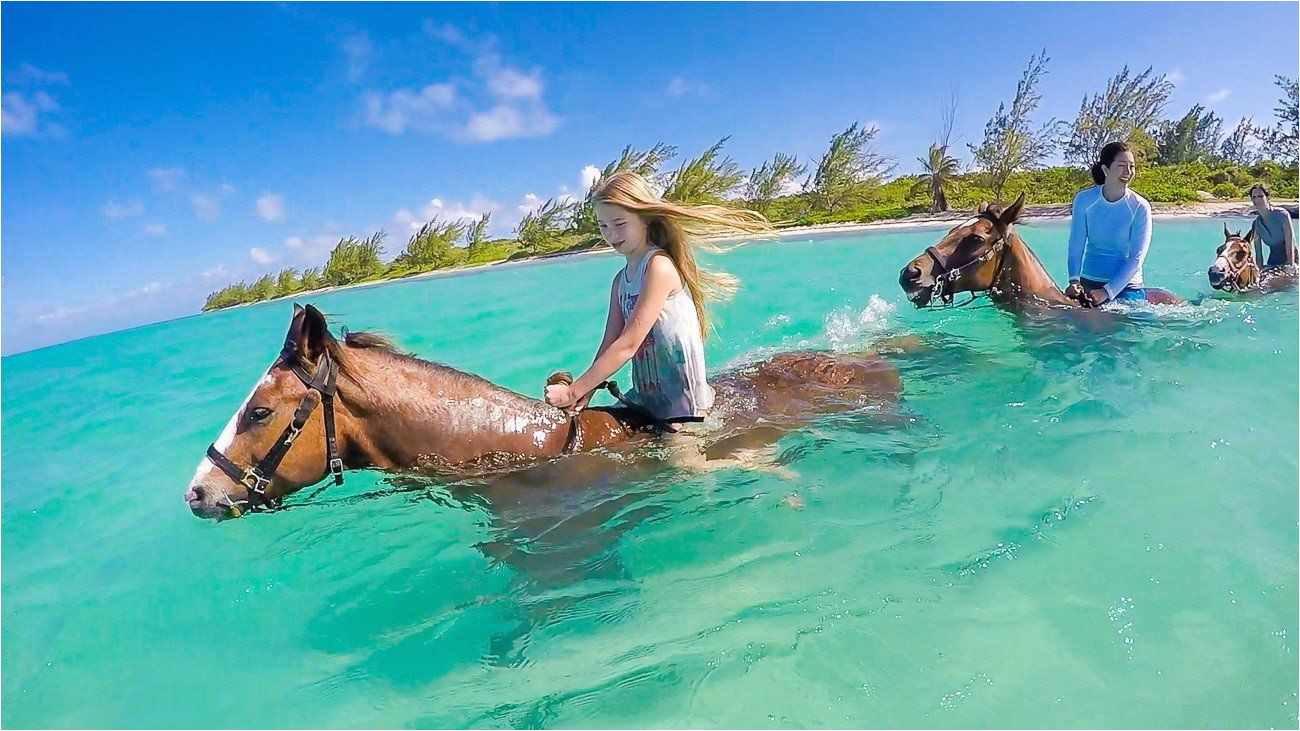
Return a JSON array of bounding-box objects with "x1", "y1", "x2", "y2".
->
[{"x1": 590, "y1": 171, "x2": 771, "y2": 339}]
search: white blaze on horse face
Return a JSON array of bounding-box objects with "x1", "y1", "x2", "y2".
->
[{"x1": 188, "y1": 369, "x2": 276, "y2": 489}]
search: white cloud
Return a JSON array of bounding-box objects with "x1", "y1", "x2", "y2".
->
[
  {"x1": 1, "y1": 90, "x2": 62, "y2": 138},
  {"x1": 1206, "y1": 88, "x2": 1231, "y2": 103},
  {"x1": 144, "y1": 223, "x2": 168, "y2": 236},
  {"x1": 359, "y1": 25, "x2": 558, "y2": 143},
  {"x1": 255, "y1": 192, "x2": 286, "y2": 222},
  {"x1": 284, "y1": 236, "x2": 305, "y2": 249},
  {"x1": 102, "y1": 201, "x2": 144, "y2": 219},
  {"x1": 190, "y1": 193, "x2": 221, "y2": 221},
  {"x1": 484, "y1": 66, "x2": 543, "y2": 100},
  {"x1": 203, "y1": 264, "x2": 230, "y2": 280},
  {"x1": 422, "y1": 20, "x2": 468, "y2": 46},
  {"x1": 517, "y1": 192, "x2": 542, "y2": 218},
  {"x1": 362, "y1": 83, "x2": 458, "y2": 135},
  {"x1": 462, "y1": 103, "x2": 557, "y2": 142},
  {"x1": 393, "y1": 195, "x2": 498, "y2": 230},
  {"x1": 1167, "y1": 69, "x2": 1185, "y2": 86},
  {"x1": 666, "y1": 77, "x2": 709, "y2": 98},
  {"x1": 9, "y1": 64, "x2": 70, "y2": 86},
  {"x1": 580, "y1": 164, "x2": 601, "y2": 190},
  {"x1": 249, "y1": 247, "x2": 277, "y2": 265},
  {"x1": 35, "y1": 304, "x2": 90, "y2": 323},
  {"x1": 147, "y1": 167, "x2": 188, "y2": 192},
  {"x1": 341, "y1": 32, "x2": 373, "y2": 83},
  {"x1": 1, "y1": 65, "x2": 68, "y2": 138}
]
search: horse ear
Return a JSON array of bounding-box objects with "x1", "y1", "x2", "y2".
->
[
  {"x1": 281, "y1": 303, "x2": 334, "y2": 364},
  {"x1": 1243, "y1": 228, "x2": 1254, "y2": 243},
  {"x1": 1224, "y1": 223, "x2": 1231, "y2": 239},
  {"x1": 999, "y1": 192, "x2": 1026, "y2": 226},
  {"x1": 976, "y1": 202, "x2": 990, "y2": 214}
]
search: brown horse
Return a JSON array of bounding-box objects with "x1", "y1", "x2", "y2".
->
[
  {"x1": 898, "y1": 194, "x2": 1184, "y2": 311},
  {"x1": 185, "y1": 304, "x2": 901, "y2": 518},
  {"x1": 1208, "y1": 225, "x2": 1298, "y2": 293}
]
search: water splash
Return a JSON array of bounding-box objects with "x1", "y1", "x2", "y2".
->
[{"x1": 823, "y1": 295, "x2": 897, "y2": 351}]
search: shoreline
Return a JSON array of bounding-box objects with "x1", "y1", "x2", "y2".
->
[
  {"x1": 7, "y1": 203, "x2": 1289, "y2": 357},
  {"x1": 241, "y1": 200, "x2": 1293, "y2": 306}
]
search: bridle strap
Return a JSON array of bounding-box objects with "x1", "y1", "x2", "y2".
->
[
  {"x1": 925, "y1": 220, "x2": 1010, "y2": 307},
  {"x1": 206, "y1": 351, "x2": 345, "y2": 512},
  {"x1": 1217, "y1": 244, "x2": 1260, "y2": 292}
]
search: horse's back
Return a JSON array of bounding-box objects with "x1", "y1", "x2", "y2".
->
[
  {"x1": 1143, "y1": 287, "x2": 1184, "y2": 305},
  {"x1": 714, "y1": 349, "x2": 900, "y2": 425}
]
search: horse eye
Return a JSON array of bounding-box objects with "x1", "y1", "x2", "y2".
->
[{"x1": 248, "y1": 406, "x2": 273, "y2": 422}]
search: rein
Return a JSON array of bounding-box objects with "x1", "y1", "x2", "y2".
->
[
  {"x1": 205, "y1": 352, "x2": 345, "y2": 515},
  {"x1": 550, "y1": 372, "x2": 658, "y2": 453}
]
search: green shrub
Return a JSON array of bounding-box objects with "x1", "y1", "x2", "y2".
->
[{"x1": 1210, "y1": 182, "x2": 1241, "y2": 199}]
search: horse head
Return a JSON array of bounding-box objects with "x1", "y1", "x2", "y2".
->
[
  {"x1": 899, "y1": 193, "x2": 1025, "y2": 307},
  {"x1": 1208, "y1": 224, "x2": 1258, "y2": 292},
  {"x1": 185, "y1": 304, "x2": 348, "y2": 518}
]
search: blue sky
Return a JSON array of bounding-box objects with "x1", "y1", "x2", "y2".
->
[{"x1": 2, "y1": 2, "x2": 1296, "y2": 354}]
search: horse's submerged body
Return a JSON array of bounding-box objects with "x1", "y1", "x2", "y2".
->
[{"x1": 185, "y1": 304, "x2": 900, "y2": 518}]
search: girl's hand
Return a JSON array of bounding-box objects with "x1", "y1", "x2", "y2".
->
[
  {"x1": 545, "y1": 382, "x2": 578, "y2": 410},
  {"x1": 1064, "y1": 282, "x2": 1085, "y2": 301},
  {"x1": 1085, "y1": 288, "x2": 1109, "y2": 307}
]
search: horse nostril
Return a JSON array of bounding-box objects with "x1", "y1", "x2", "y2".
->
[{"x1": 187, "y1": 485, "x2": 205, "y2": 503}]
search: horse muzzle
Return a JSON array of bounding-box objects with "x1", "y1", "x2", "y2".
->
[
  {"x1": 1207, "y1": 266, "x2": 1227, "y2": 289},
  {"x1": 184, "y1": 483, "x2": 242, "y2": 520},
  {"x1": 899, "y1": 263, "x2": 934, "y2": 307}
]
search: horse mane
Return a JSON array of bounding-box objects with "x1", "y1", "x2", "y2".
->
[{"x1": 325, "y1": 326, "x2": 540, "y2": 405}]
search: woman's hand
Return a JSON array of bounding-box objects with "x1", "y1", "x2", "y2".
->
[
  {"x1": 1064, "y1": 282, "x2": 1085, "y2": 301},
  {"x1": 1085, "y1": 288, "x2": 1109, "y2": 307},
  {"x1": 545, "y1": 382, "x2": 578, "y2": 410}
]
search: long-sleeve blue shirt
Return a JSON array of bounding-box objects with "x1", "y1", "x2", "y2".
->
[{"x1": 1067, "y1": 186, "x2": 1152, "y2": 300}]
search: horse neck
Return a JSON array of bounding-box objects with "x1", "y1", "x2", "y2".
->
[
  {"x1": 330, "y1": 345, "x2": 572, "y2": 468},
  {"x1": 991, "y1": 233, "x2": 1076, "y2": 308}
]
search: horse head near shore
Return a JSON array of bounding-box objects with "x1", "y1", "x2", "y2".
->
[
  {"x1": 185, "y1": 304, "x2": 903, "y2": 519},
  {"x1": 898, "y1": 194, "x2": 1184, "y2": 311},
  {"x1": 1208, "y1": 225, "x2": 1297, "y2": 294},
  {"x1": 1208, "y1": 226, "x2": 1261, "y2": 292}
]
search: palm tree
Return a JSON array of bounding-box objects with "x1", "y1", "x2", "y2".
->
[{"x1": 912, "y1": 143, "x2": 959, "y2": 213}]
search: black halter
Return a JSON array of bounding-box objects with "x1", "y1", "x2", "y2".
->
[
  {"x1": 922, "y1": 217, "x2": 1012, "y2": 306},
  {"x1": 205, "y1": 352, "x2": 344, "y2": 513}
]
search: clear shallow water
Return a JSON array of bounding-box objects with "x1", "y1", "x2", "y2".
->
[{"x1": 3, "y1": 219, "x2": 1296, "y2": 728}]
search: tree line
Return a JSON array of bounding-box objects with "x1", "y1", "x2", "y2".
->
[{"x1": 203, "y1": 62, "x2": 1298, "y2": 312}]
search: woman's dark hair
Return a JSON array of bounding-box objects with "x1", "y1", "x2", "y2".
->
[
  {"x1": 1249, "y1": 183, "x2": 1270, "y2": 199},
  {"x1": 1090, "y1": 141, "x2": 1131, "y2": 186}
]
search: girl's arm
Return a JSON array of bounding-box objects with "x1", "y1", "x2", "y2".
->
[
  {"x1": 1252, "y1": 220, "x2": 1265, "y2": 266},
  {"x1": 1285, "y1": 213, "x2": 1296, "y2": 266},
  {"x1": 1066, "y1": 193, "x2": 1087, "y2": 283},
  {"x1": 548, "y1": 254, "x2": 680, "y2": 408}
]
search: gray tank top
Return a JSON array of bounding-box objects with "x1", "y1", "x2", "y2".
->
[{"x1": 616, "y1": 248, "x2": 714, "y2": 421}]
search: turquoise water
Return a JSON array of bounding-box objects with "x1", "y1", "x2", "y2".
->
[{"x1": 3, "y1": 219, "x2": 1296, "y2": 728}]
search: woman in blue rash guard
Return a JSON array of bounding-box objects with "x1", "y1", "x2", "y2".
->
[{"x1": 1064, "y1": 141, "x2": 1154, "y2": 307}]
